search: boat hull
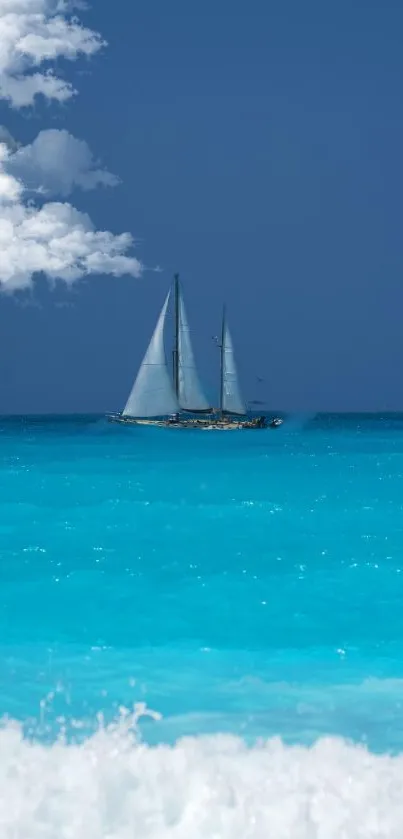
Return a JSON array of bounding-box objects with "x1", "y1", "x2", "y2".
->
[
  {"x1": 107, "y1": 415, "x2": 283, "y2": 430},
  {"x1": 107, "y1": 416, "x2": 168, "y2": 427}
]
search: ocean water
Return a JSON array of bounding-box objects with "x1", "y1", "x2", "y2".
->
[{"x1": 1, "y1": 413, "x2": 403, "y2": 837}]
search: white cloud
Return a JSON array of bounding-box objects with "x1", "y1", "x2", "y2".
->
[
  {"x1": 0, "y1": 142, "x2": 142, "y2": 292},
  {"x1": 0, "y1": 0, "x2": 104, "y2": 106},
  {"x1": 0, "y1": 5, "x2": 147, "y2": 293},
  {"x1": 6, "y1": 129, "x2": 119, "y2": 197}
]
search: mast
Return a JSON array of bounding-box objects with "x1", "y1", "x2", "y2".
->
[
  {"x1": 173, "y1": 273, "x2": 180, "y2": 401},
  {"x1": 219, "y1": 306, "x2": 225, "y2": 415}
]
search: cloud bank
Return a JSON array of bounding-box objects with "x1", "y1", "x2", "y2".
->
[
  {"x1": 0, "y1": 142, "x2": 141, "y2": 291},
  {"x1": 5, "y1": 129, "x2": 119, "y2": 197},
  {"x1": 0, "y1": 0, "x2": 104, "y2": 107},
  {"x1": 0, "y1": 2, "x2": 144, "y2": 291}
]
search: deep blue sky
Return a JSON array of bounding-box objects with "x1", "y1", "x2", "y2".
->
[{"x1": 1, "y1": 0, "x2": 403, "y2": 413}]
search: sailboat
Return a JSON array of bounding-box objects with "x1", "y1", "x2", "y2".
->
[{"x1": 108, "y1": 275, "x2": 282, "y2": 430}]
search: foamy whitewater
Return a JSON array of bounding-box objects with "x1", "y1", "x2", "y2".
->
[
  {"x1": 1, "y1": 413, "x2": 403, "y2": 837},
  {"x1": 3, "y1": 716, "x2": 403, "y2": 838}
]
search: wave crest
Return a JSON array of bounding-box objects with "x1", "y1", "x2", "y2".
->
[{"x1": 0, "y1": 708, "x2": 403, "y2": 838}]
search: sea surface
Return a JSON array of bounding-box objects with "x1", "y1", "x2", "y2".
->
[{"x1": 1, "y1": 413, "x2": 403, "y2": 837}]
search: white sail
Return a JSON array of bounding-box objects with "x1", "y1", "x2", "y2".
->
[
  {"x1": 123, "y1": 291, "x2": 179, "y2": 418},
  {"x1": 221, "y1": 317, "x2": 246, "y2": 415},
  {"x1": 177, "y1": 288, "x2": 210, "y2": 412}
]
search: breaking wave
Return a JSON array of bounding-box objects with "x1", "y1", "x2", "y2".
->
[{"x1": 1, "y1": 706, "x2": 403, "y2": 838}]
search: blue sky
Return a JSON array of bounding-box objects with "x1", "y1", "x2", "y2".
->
[{"x1": 0, "y1": 0, "x2": 402, "y2": 413}]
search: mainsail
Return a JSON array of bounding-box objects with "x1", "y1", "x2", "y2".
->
[
  {"x1": 123, "y1": 291, "x2": 179, "y2": 418},
  {"x1": 220, "y1": 311, "x2": 246, "y2": 416},
  {"x1": 176, "y1": 280, "x2": 210, "y2": 412}
]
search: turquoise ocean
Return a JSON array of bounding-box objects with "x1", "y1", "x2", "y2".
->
[{"x1": 1, "y1": 413, "x2": 403, "y2": 837}]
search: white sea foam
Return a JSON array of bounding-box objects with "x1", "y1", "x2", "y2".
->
[{"x1": 1, "y1": 707, "x2": 403, "y2": 838}]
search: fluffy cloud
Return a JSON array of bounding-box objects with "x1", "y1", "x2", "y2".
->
[
  {"x1": 0, "y1": 143, "x2": 142, "y2": 291},
  {"x1": 0, "y1": 3, "x2": 145, "y2": 292},
  {"x1": 5, "y1": 128, "x2": 119, "y2": 196},
  {"x1": 0, "y1": 0, "x2": 104, "y2": 107}
]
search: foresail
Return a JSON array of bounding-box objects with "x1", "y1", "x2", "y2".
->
[
  {"x1": 177, "y1": 289, "x2": 210, "y2": 412},
  {"x1": 222, "y1": 320, "x2": 246, "y2": 415},
  {"x1": 123, "y1": 292, "x2": 179, "y2": 418}
]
